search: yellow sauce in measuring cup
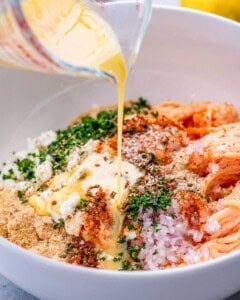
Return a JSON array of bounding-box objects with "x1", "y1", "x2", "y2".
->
[
  {"x1": 24, "y1": 0, "x2": 128, "y2": 261},
  {"x1": 2, "y1": 0, "x2": 130, "y2": 262},
  {"x1": 22, "y1": 0, "x2": 127, "y2": 200}
]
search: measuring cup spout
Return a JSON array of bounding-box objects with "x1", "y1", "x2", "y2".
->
[{"x1": 0, "y1": 0, "x2": 152, "y2": 80}]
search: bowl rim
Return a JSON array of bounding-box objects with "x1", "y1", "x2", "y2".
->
[
  {"x1": 1, "y1": 4, "x2": 240, "y2": 278},
  {"x1": 1, "y1": 235, "x2": 240, "y2": 277}
]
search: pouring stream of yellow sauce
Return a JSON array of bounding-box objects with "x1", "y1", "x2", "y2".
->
[
  {"x1": 22, "y1": 0, "x2": 127, "y2": 197},
  {"x1": 21, "y1": 0, "x2": 127, "y2": 263}
]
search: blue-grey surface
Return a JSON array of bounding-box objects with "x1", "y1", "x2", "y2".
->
[
  {"x1": 0, "y1": 276, "x2": 37, "y2": 300},
  {"x1": 0, "y1": 274, "x2": 239, "y2": 300}
]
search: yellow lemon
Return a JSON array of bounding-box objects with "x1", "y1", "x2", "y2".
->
[{"x1": 181, "y1": 0, "x2": 240, "y2": 22}]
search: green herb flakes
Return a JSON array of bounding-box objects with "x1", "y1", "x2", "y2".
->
[
  {"x1": 53, "y1": 218, "x2": 65, "y2": 230},
  {"x1": 127, "y1": 179, "x2": 172, "y2": 220},
  {"x1": 127, "y1": 224, "x2": 135, "y2": 230},
  {"x1": 77, "y1": 199, "x2": 88, "y2": 210},
  {"x1": 15, "y1": 158, "x2": 35, "y2": 180},
  {"x1": 151, "y1": 222, "x2": 160, "y2": 232},
  {"x1": 118, "y1": 236, "x2": 126, "y2": 244},
  {"x1": 17, "y1": 190, "x2": 28, "y2": 204},
  {"x1": 2, "y1": 168, "x2": 16, "y2": 180}
]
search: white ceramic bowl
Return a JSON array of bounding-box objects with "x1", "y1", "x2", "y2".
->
[{"x1": 1, "y1": 5, "x2": 240, "y2": 300}]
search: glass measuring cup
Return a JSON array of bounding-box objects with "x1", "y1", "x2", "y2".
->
[{"x1": 0, "y1": 0, "x2": 152, "y2": 82}]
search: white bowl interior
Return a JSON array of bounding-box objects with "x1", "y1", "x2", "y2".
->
[
  {"x1": 0, "y1": 6, "x2": 240, "y2": 300},
  {"x1": 1, "y1": 6, "x2": 240, "y2": 161}
]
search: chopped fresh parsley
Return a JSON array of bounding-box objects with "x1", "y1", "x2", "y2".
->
[
  {"x1": 39, "y1": 149, "x2": 47, "y2": 164},
  {"x1": 97, "y1": 252, "x2": 107, "y2": 261},
  {"x1": 1, "y1": 98, "x2": 152, "y2": 180},
  {"x1": 127, "y1": 178, "x2": 172, "y2": 220},
  {"x1": 151, "y1": 222, "x2": 160, "y2": 232},
  {"x1": 43, "y1": 109, "x2": 118, "y2": 171},
  {"x1": 122, "y1": 262, "x2": 144, "y2": 271},
  {"x1": 113, "y1": 252, "x2": 124, "y2": 262},
  {"x1": 120, "y1": 260, "x2": 129, "y2": 271},
  {"x1": 98, "y1": 257, "x2": 106, "y2": 261},
  {"x1": 2, "y1": 98, "x2": 151, "y2": 180},
  {"x1": 15, "y1": 158, "x2": 35, "y2": 180},
  {"x1": 127, "y1": 245, "x2": 143, "y2": 262},
  {"x1": 124, "y1": 97, "x2": 151, "y2": 115},
  {"x1": 117, "y1": 243, "x2": 147, "y2": 271},
  {"x1": 118, "y1": 236, "x2": 126, "y2": 244},
  {"x1": 17, "y1": 190, "x2": 28, "y2": 204},
  {"x1": 132, "y1": 263, "x2": 144, "y2": 270},
  {"x1": 127, "y1": 224, "x2": 135, "y2": 230},
  {"x1": 77, "y1": 199, "x2": 88, "y2": 210},
  {"x1": 53, "y1": 218, "x2": 65, "y2": 230},
  {"x1": 37, "y1": 98, "x2": 151, "y2": 172},
  {"x1": 2, "y1": 168, "x2": 16, "y2": 180}
]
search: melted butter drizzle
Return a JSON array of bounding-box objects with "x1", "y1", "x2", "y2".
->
[
  {"x1": 100, "y1": 53, "x2": 127, "y2": 205},
  {"x1": 21, "y1": 0, "x2": 128, "y2": 263}
]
